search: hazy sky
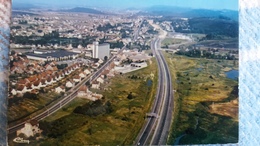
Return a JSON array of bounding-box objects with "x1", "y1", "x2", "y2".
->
[{"x1": 13, "y1": 0, "x2": 238, "y2": 10}]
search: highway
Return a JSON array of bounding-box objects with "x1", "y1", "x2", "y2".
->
[
  {"x1": 136, "y1": 37, "x2": 173, "y2": 145},
  {"x1": 7, "y1": 47, "x2": 125, "y2": 134}
]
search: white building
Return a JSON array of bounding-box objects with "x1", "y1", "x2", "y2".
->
[
  {"x1": 97, "y1": 77, "x2": 104, "y2": 84},
  {"x1": 16, "y1": 120, "x2": 41, "y2": 138},
  {"x1": 92, "y1": 42, "x2": 110, "y2": 60},
  {"x1": 55, "y1": 86, "x2": 66, "y2": 93}
]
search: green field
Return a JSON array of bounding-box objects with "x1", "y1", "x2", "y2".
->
[
  {"x1": 162, "y1": 38, "x2": 187, "y2": 47},
  {"x1": 165, "y1": 53, "x2": 238, "y2": 145},
  {"x1": 20, "y1": 58, "x2": 158, "y2": 145},
  {"x1": 8, "y1": 92, "x2": 61, "y2": 123}
]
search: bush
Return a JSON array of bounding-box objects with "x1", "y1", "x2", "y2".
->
[
  {"x1": 73, "y1": 100, "x2": 113, "y2": 116},
  {"x1": 23, "y1": 92, "x2": 38, "y2": 100},
  {"x1": 127, "y1": 92, "x2": 134, "y2": 99}
]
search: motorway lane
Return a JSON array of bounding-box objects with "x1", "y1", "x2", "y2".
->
[
  {"x1": 151, "y1": 50, "x2": 173, "y2": 145},
  {"x1": 136, "y1": 38, "x2": 165, "y2": 145},
  {"x1": 136, "y1": 37, "x2": 173, "y2": 145}
]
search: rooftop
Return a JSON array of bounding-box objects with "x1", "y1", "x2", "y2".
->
[{"x1": 25, "y1": 50, "x2": 79, "y2": 59}]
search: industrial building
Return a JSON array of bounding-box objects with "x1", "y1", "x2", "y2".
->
[{"x1": 25, "y1": 49, "x2": 79, "y2": 61}]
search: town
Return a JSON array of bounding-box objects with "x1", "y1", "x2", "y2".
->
[{"x1": 8, "y1": 4, "x2": 238, "y2": 145}]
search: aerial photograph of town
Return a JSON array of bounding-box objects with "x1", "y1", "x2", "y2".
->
[{"x1": 7, "y1": 0, "x2": 238, "y2": 145}]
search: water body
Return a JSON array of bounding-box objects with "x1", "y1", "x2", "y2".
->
[
  {"x1": 197, "y1": 68, "x2": 203, "y2": 71},
  {"x1": 173, "y1": 134, "x2": 186, "y2": 145},
  {"x1": 225, "y1": 70, "x2": 238, "y2": 80},
  {"x1": 147, "y1": 79, "x2": 153, "y2": 87}
]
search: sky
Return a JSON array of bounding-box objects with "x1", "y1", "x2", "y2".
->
[{"x1": 12, "y1": 0, "x2": 238, "y2": 10}]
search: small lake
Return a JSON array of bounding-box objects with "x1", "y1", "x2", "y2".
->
[
  {"x1": 197, "y1": 68, "x2": 203, "y2": 71},
  {"x1": 147, "y1": 79, "x2": 153, "y2": 87},
  {"x1": 225, "y1": 70, "x2": 238, "y2": 80}
]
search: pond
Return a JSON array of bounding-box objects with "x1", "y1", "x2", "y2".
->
[
  {"x1": 147, "y1": 79, "x2": 153, "y2": 87},
  {"x1": 197, "y1": 68, "x2": 203, "y2": 71},
  {"x1": 225, "y1": 70, "x2": 238, "y2": 80}
]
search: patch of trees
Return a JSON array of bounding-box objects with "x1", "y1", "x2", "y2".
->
[
  {"x1": 73, "y1": 100, "x2": 113, "y2": 116},
  {"x1": 18, "y1": 20, "x2": 28, "y2": 24},
  {"x1": 56, "y1": 63, "x2": 68, "y2": 70},
  {"x1": 175, "y1": 49, "x2": 237, "y2": 60},
  {"x1": 10, "y1": 31, "x2": 96, "y2": 47},
  {"x1": 110, "y1": 41, "x2": 124, "y2": 49},
  {"x1": 8, "y1": 96, "x2": 23, "y2": 106},
  {"x1": 34, "y1": 18, "x2": 45, "y2": 22},
  {"x1": 121, "y1": 31, "x2": 127, "y2": 38},
  {"x1": 97, "y1": 23, "x2": 115, "y2": 32},
  {"x1": 128, "y1": 75, "x2": 141, "y2": 80},
  {"x1": 172, "y1": 17, "x2": 238, "y2": 38},
  {"x1": 127, "y1": 92, "x2": 135, "y2": 99},
  {"x1": 39, "y1": 117, "x2": 88, "y2": 138},
  {"x1": 11, "y1": 26, "x2": 22, "y2": 29},
  {"x1": 147, "y1": 29, "x2": 158, "y2": 34},
  {"x1": 231, "y1": 85, "x2": 238, "y2": 97},
  {"x1": 23, "y1": 92, "x2": 38, "y2": 100}
]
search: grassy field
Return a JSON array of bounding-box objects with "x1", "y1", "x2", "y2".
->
[
  {"x1": 162, "y1": 38, "x2": 187, "y2": 47},
  {"x1": 8, "y1": 92, "x2": 61, "y2": 123},
  {"x1": 189, "y1": 33, "x2": 206, "y2": 41},
  {"x1": 165, "y1": 53, "x2": 238, "y2": 145},
  {"x1": 28, "y1": 58, "x2": 158, "y2": 145}
]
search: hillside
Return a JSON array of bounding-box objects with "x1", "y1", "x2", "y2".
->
[
  {"x1": 62, "y1": 7, "x2": 104, "y2": 15},
  {"x1": 143, "y1": 6, "x2": 238, "y2": 21}
]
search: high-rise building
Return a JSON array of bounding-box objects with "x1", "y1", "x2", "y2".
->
[{"x1": 92, "y1": 41, "x2": 110, "y2": 60}]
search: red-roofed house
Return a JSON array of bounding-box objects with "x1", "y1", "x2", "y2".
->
[
  {"x1": 91, "y1": 81, "x2": 100, "y2": 89},
  {"x1": 17, "y1": 79, "x2": 30, "y2": 85},
  {"x1": 79, "y1": 72, "x2": 86, "y2": 79},
  {"x1": 40, "y1": 79, "x2": 47, "y2": 87},
  {"x1": 78, "y1": 85, "x2": 89, "y2": 97},
  {"x1": 55, "y1": 86, "x2": 66, "y2": 93},
  {"x1": 84, "y1": 69, "x2": 91, "y2": 75},
  {"x1": 33, "y1": 80, "x2": 41, "y2": 89},
  {"x1": 16, "y1": 85, "x2": 27, "y2": 94},
  {"x1": 73, "y1": 75, "x2": 81, "y2": 83}
]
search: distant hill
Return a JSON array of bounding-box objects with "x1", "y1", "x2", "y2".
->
[
  {"x1": 183, "y1": 9, "x2": 238, "y2": 21},
  {"x1": 143, "y1": 6, "x2": 238, "y2": 21},
  {"x1": 61, "y1": 7, "x2": 104, "y2": 15}
]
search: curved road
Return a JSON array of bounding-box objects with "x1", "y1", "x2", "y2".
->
[{"x1": 136, "y1": 37, "x2": 173, "y2": 145}]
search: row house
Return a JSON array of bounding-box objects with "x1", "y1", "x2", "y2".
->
[
  {"x1": 79, "y1": 72, "x2": 86, "y2": 79},
  {"x1": 66, "y1": 80, "x2": 74, "y2": 88},
  {"x1": 73, "y1": 75, "x2": 81, "y2": 83},
  {"x1": 11, "y1": 63, "x2": 83, "y2": 96},
  {"x1": 84, "y1": 69, "x2": 91, "y2": 75},
  {"x1": 91, "y1": 81, "x2": 100, "y2": 89},
  {"x1": 55, "y1": 86, "x2": 66, "y2": 94},
  {"x1": 77, "y1": 85, "x2": 89, "y2": 97},
  {"x1": 97, "y1": 76, "x2": 104, "y2": 84}
]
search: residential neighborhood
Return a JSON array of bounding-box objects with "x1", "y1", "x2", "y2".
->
[{"x1": 6, "y1": 1, "x2": 239, "y2": 145}]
